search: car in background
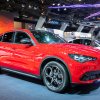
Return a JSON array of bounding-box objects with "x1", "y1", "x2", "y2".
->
[
  {"x1": 65, "y1": 24, "x2": 95, "y2": 41},
  {"x1": 68, "y1": 38, "x2": 100, "y2": 49},
  {"x1": 0, "y1": 29, "x2": 100, "y2": 93},
  {"x1": 92, "y1": 35, "x2": 100, "y2": 50},
  {"x1": 68, "y1": 38, "x2": 92, "y2": 46}
]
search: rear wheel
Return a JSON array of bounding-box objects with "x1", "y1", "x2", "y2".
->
[
  {"x1": 0, "y1": 67, "x2": 2, "y2": 74},
  {"x1": 42, "y1": 61, "x2": 69, "y2": 93}
]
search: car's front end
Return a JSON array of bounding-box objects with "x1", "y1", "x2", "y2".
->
[
  {"x1": 62, "y1": 44, "x2": 100, "y2": 84},
  {"x1": 31, "y1": 30, "x2": 100, "y2": 92},
  {"x1": 68, "y1": 54, "x2": 100, "y2": 84}
]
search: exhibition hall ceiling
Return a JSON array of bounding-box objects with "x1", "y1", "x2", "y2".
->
[{"x1": 0, "y1": 0, "x2": 100, "y2": 22}]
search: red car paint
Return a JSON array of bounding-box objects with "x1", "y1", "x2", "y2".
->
[{"x1": 0, "y1": 29, "x2": 100, "y2": 84}]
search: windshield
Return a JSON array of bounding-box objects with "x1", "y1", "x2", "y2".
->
[
  {"x1": 31, "y1": 30, "x2": 66, "y2": 44},
  {"x1": 96, "y1": 32, "x2": 100, "y2": 41}
]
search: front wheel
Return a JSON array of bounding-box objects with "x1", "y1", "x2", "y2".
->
[{"x1": 42, "y1": 61, "x2": 69, "y2": 93}]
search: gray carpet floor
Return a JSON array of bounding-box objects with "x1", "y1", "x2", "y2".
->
[{"x1": 0, "y1": 73, "x2": 100, "y2": 100}]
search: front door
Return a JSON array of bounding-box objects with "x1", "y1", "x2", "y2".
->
[{"x1": 11, "y1": 31, "x2": 36, "y2": 74}]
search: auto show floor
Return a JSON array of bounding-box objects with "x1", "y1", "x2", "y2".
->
[{"x1": 0, "y1": 72, "x2": 100, "y2": 100}]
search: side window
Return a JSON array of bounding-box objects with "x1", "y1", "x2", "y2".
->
[
  {"x1": 0, "y1": 35, "x2": 3, "y2": 41},
  {"x1": 81, "y1": 26, "x2": 91, "y2": 33},
  {"x1": 15, "y1": 32, "x2": 30, "y2": 44},
  {"x1": 73, "y1": 39, "x2": 82, "y2": 44},
  {"x1": 83, "y1": 39, "x2": 91, "y2": 45},
  {"x1": 69, "y1": 41, "x2": 73, "y2": 43},
  {"x1": 2, "y1": 32, "x2": 14, "y2": 43}
]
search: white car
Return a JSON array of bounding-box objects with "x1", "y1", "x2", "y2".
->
[
  {"x1": 68, "y1": 38, "x2": 92, "y2": 46},
  {"x1": 96, "y1": 47, "x2": 100, "y2": 50},
  {"x1": 68, "y1": 38, "x2": 100, "y2": 49}
]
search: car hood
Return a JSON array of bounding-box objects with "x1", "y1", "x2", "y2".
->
[{"x1": 40, "y1": 43, "x2": 100, "y2": 57}]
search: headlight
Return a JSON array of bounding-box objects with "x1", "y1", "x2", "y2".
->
[{"x1": 69, "y1": 54, "x2": 97, "y2": 63}]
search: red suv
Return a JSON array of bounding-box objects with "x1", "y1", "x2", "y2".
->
[{"x1": 0, "y1": 29, "x2": 100, "y2": 92}]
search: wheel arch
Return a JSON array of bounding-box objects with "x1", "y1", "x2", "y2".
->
[{"x1": 40, "y1": 56, "x2": 72, "y2": 83}]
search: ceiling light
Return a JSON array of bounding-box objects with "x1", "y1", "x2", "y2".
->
[
  {"x1": 22, "y1": 4, "x2": 25, "y2": 8},
  {"x1": 34, "y1": 7, "x2": 38, "y2": 10},
  {"x1": 49, "y1": 4, "x2": 100, "y2": 9},
  {"x1": 63, "y1": 5, "x2": 65, "y2": 7},
  {"x1": 58, "y1": 3, "x2": 60, "y2": 6},
  {"x1": 52, "y1": 3, "x2": 55, "y2": 6},
  {"x1": 29, "y1": 5, "x2": 32, "y2": 9},
  {"x1": 64, "y1": 8, "x2": 66, "y2": 11},
  {"x1": 58, "y1": 8, "x2": 60, "y2": 11},
  {"x1": 84, "y1": 11, "x2": 100, "y2": 19},
  {"x1": 23, "y1": 15, "x2": 28, "y2": 18}
]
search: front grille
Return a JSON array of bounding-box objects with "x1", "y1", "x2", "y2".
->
[{"x1": 80, "y1": 71, "x2": 100, "y2": 81}]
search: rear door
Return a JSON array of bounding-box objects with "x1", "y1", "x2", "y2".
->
[{"x1": 0, "y1": 31, "x2": 15, "y2": 68}]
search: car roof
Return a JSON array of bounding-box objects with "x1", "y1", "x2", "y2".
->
[{"x1": 0, "y1": 29, "x2": 31, "y2": 35}]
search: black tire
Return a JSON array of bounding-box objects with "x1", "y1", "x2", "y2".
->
[
  {"x1": 42, "y1": 61, "x2": 69, "y2": 93},
  {"x1": 0, "y1": 67, "x2": 2, "y2": 74}
]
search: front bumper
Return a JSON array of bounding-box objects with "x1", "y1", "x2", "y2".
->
[
  {"x1": 66, "y1": 57, "x2": 100, "y2": 84},
  {"x1": 80, "y1": 71, "x2": 100, "y2": 81}
]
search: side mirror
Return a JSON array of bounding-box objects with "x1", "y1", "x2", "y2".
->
[{"x1": 20, "y1": 38, "x2": 32, "y2": 45}]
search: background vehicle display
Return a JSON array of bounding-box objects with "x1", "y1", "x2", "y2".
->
[
  {"x1": 67, "y1": 28, "x2": 100, "y2": 49},
  {"x1": 68, "y1": 38, "x2": 92, "y2": 46}
]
